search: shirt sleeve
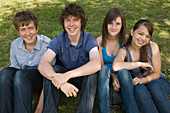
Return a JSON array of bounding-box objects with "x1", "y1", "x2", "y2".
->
[
  {"x1": 47, "y1": 36, "x2": 60, "y2": 55},
  {"x1": 9, "y1": 42, "x2": 20, "y2": 69},
  {"x1": 85, "y1": 33, "x2": 98, "y2": 53}
]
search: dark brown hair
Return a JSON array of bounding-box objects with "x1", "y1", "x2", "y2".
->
[
  {"x1": 59, "y1": 3, "x2": 87, "y2": 30},
  {"x1": 13, "y1": 10, "x2": 38, "y2": 31},
  {"x1": 101, "y1": 8, "x2": 126, "y2": 47},
  {"x1": 125, "y1": 19, "x2": 154, "y2": 66}
]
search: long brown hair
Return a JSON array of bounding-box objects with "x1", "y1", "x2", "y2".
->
[
  {"x1": 101, "y1": 8, "x2": 126, "y2": 47},
  {"x1": 125, "y1": 19, "x2": 154, "y2": 63}
]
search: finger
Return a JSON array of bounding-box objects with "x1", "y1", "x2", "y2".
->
[
  {"x1": 65, "y1": 93, "x2": 69, "y2": 97},
  {"x1": 68, "y1": 92, "x2": 73, "y2": 97},
  {"x1": 72, "y1": 90, "x2": 77, "y2": 97},
  {"x1": 57, "y1": 83, "x2": 61, "y2": 89},
  {"x1": 74, "y1": 87, "x2": 79, "y2": 93}
]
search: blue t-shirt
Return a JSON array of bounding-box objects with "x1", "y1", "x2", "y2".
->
[
  {"x1": 102, "y1": 39, "x2": 121, "y2": 74},
  {"x1": 47, "y1": 30, "x2": 98, "y2": 70}
]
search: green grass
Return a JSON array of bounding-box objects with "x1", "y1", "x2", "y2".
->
[{"x1": 0, "y1": 0, "x2": 170, "y2": 113}]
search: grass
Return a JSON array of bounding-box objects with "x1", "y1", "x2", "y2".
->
[{"x1": 0, "y1": 0, "x2": 169, "y2": 113}]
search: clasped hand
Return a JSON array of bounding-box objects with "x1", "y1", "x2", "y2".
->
[
  {"x1": 140, "y1": 62, "x2": 153, "y2": 73},
  {"x1": 51, "y1": 73, "x2": 70, "y2": 89}
]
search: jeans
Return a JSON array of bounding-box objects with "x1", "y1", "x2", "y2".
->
[
  {"x1": 158, "y1": 77, "x2": 170, "y2": 96},
  {"x1": 0, "y1": 67, "x2": 18, "y2": 113},
  {"x1": 117, "y1": 69, "x2": 140, "y2": 113},
  {"x1": 13, "y1": 68, "x2": 43, "y2": 113},
  {"x1": 134, "y1": 78, "x2": 170, "y2": 113},
  {"x1": 43, "y1": 65, "x2": 97, "y2": 113},
  {"x1": 97, "y1": 66, "x2": 111, "y2": 113}
]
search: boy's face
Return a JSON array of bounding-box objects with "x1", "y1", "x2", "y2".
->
[
  {"x1": 17, "y1": 21, "x2": 39, "y2": 46},
  {"x1": 64, "y1": 15, "x2": 81, "y2": 38}
]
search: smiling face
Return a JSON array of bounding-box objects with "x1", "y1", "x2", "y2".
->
[
  {"x1": 17, "y1": 21, "x2": 39, "y2": 46},
  {"x1": 64, "y1": 15, "x2": 81, "y2": 38},
  {"x1": 107, "y1": 16, "x2": 122, "y2": 38},
  {"x1": 131, "y1": 25, "x2": 151, "y2": 48}
]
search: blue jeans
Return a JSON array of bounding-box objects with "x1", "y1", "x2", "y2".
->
[
  {"x1": 0, "y1": 67, "x2": 18, "y2": 113},
  {"x1": 117, "y1": 69, "x2": 140, "y2": 113},
  {"x1": 43, "y1": 65, "x2": 97, "y2": 113},
  {"x1": 97, "y1": 66, "x2": 111, "y2": 113},
  {"x1": 158, "y1": 77, "x2": 170, "y2": 96},
  {"x1": 13, "y1": 67, "x2": 43, "y2": 113},
  {"x1": 134, "y1": 78, "x2": 170, "y2": 113}
]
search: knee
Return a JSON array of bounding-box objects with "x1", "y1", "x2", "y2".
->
[
  {"x1": 147, "y1": 80, "x2": 161, "y2": 93},
  {"x1": 98, "y1": 66, "x2": 110, "y2": 80},
  {"x1": 13, "y1": 70, "x2": 26, "y2": 87},
  {"x1": 52, "y1": 65, "x2": 67, "y2": 73},
  {"x1": 134, "y1": 84, "x2": 149, "y2": 98},
  {"x1": 0, "y1": 67, "x2": 15, "y2": 84},
  {"x1": 117, "y1": 69, "x2": 132, "y2": 83}
]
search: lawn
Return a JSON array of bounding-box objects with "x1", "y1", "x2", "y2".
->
[{"x1": 0, "y1": 0, "x2": 169, "y2": 113}]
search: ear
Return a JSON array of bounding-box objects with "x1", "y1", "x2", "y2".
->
[
  {"x1": 16, "y1": 30, "x2": 20, "y2": 34},
  {"x1": 130, "y1": 28, "x2": 134, "y2": 36},
  {"x1": 36, "y1": 25, "x2": 39, "y2": 32}
]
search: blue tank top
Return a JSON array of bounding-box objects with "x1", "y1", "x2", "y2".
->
[{"x1": 102, "y1": 39, "x2": 121, "y2": 74}]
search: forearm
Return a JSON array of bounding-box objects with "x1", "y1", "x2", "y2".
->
[
  {"x1": 67, "y1": 60, "x2": 101, "y2": 79},
  {"x1": 38, "y1": 62, "x2": 56, "y2": 80},
  {"x1": 141, "y1": 72, "x2": 160, "y2": 84},
  {"x1": 113, "y1": 62, "x2": 141, "y2": 71}
]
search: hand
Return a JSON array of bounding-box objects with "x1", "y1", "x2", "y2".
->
[
  {"x1": 140, "y1": 62, "x2": 153, "y2": 73},
  {"x1": 60, "y1": 83, "x2": 79, "y2": 97},
  {"x1": 133, "y1": 77, "x2": 143, "y2": 85},
  {"x1": 111, "y1": 73, "x2": 120, "y2": 91},
  {"x1": 51, "y1": 73, "x2": 70, "y2": 89}
]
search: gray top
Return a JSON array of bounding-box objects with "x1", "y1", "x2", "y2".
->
[
  {"x1": 124, "y1": 42, "x2": 165, "y2": 78},
  {"x1": 9, "y1": 34, "x2": 51, "y2": 69}
]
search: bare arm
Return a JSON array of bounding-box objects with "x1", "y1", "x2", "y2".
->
[
  {"x1": 39, "y1": 47, "x2": 101, "y2": 89},
  {"x1": 139, "y1": 42, "x2": 161, "y2": 84},
  {"x1": 38, "y1": 49, "x2": 57, "y2": 80},
  {"x1": 96, "y1": 37, "x2": 104, "y2": 65},
  {"x1": 112, "y1": 48, "x2": 153, "y2": 71},
  {"x1": 65, "y1": 46, "x2": 101, "y2": 78}
]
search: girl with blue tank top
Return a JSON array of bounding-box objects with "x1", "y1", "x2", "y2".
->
[
  {"x1": 113, "y1": 19, "x2": 170, "y2": 113},
  {"x1": 96, "y1": 8, "x2": 140, "y2": 113}
]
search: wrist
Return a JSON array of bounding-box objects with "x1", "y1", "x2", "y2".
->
[{"x1": 137, "y1": 62, "x2": 142, "y2": 67}]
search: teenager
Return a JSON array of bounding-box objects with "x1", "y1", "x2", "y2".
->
[
  {"x1": 38, "y1": 3, "x2": 101, "y2": 113},
  {"x1": 113, "y1": 19, "x2": 170, "y2": 113},
  {"x1": 0, "y1": 10, "x2": 53, "y2": 113}
]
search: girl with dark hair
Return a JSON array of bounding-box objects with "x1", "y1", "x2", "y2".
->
[
  {"x1": 97, "y1": 8, "x2": 140, "y2": 113},
  {"x1": 113, "y1": 19, "x2": 170, "y2": 113}
]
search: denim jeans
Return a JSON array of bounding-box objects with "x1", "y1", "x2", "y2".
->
[
  {"x1": 13, "y1": 68, "x2": 43, "y2": 113},
  {"x1": 134, "y1": 78, "x2": 170, "y2": 113},
  {"x1": 117, "y1": 69, "x2": 140, "y2": 113},
  {"x1": 0, "y1": 67, "x2": 18, "y2": 113},
  {"x1": 97, "y1": 66, "x2": 111, "y2": 113},
  {"x1": 158, "y1": 77, "x2": 170, "y2": 96},
  {"x1": 43, "y1": 65, "x2": 97, "y2": 113}
]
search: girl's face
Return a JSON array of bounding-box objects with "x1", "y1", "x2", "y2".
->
[
  {"x1": 131, "y1": 25, "x2": 151, "y2": 48},
  {"x1": 107, "y1": 16, "x2": 122, "y2": 38}
]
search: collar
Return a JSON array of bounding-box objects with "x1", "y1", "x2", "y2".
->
[{"x1": 65, "y1": 30, "x2": 83, "y2": 48}]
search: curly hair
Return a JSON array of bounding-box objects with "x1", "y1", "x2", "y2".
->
[
  {"x1": 13, "y1": 10, "x2": 38, "y2": 31},
  {"x1": 59, "y1": 3, "x2": 87, "y2": 30}
]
